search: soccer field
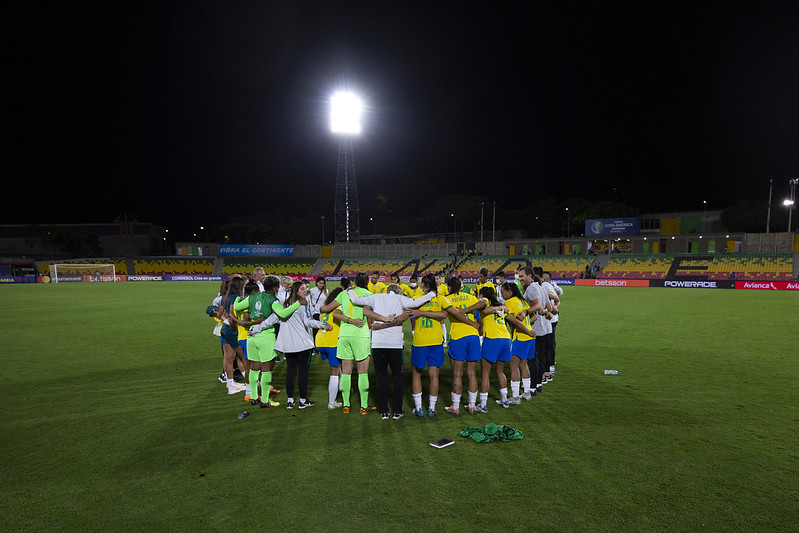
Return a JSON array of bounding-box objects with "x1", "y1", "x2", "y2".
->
[{"x1": 1, "y1": 282, "x2": 797, "y2": 531}]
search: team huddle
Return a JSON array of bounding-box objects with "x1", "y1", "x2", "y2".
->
[{"x1": 210, "y1": 265, "x2": 562, "y2": 420}]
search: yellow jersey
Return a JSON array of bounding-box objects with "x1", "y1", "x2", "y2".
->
[
  {"x1": 315, "y1": 311, "x2": 341, "y2": 348},
  {"x1": 412, "y1": 294, "x2": 451, "y2": 347},
  {"x1": 504, "y1": 296, "x2": 534, "y2": 341},
  {"x1": 368, "y1": 281, "x2": 387, "y2": 294},
  {"x1": 472, "y1": 280, "x2": 496, "y2": 298},
  {"x1": 480, "y1": 298, "x2": 511, "y2": 340},
  {"x1": 444, "y1": 291, "x2": 480, "y2": 340}
]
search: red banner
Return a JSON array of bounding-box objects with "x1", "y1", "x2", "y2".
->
[
  {"x1": 575, "y1": 279, "x2": 649, "y2": 287},
  {"x1": 735, "y1": 281, "x2": 799, "y2": 291}
]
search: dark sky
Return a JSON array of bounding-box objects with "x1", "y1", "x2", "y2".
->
[{"x1": 7, "y1": 2, "x2": 799, "y2": 237}]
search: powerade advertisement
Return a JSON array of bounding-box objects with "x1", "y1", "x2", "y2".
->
[
  {"x1": 218, "y1": 245, "x2": 294, "y2": 257},
  {"x1": 585, "y1": 217, "x2": 640, "y2": 237}
]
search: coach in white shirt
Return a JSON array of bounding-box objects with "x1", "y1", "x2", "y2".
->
[{"x1": 348, "y1": 284, "x2": 435, "y2": 420}]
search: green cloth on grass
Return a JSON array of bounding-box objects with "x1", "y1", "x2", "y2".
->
[{"x1": 460, "y1": 423, "x2": 524, "y2": 443}]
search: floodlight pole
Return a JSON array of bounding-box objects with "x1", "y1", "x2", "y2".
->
[
  {"x1": 334, "y1": 137, "x2": 360, "y2": 243},
  {"x1": 766, "y1": 179, "x2": 773, "y2": 233},
  {"x1": 788, "y1": 178, "x2": 798, "y2": 233}
]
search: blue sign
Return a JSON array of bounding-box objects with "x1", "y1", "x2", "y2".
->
[
  {"x1": 218, "y1": 245, "x2": 295, "y2": 257},
  {"x1": 585, "y1": 217, "x2": 640, "y2": 237}
]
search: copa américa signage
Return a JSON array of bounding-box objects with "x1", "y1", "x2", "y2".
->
[
  {"x1": 218, "y1": 245, "x2": 295, "y2": 257},
  {"x1": 585, "y1": 217, "x2": 640, "y2": 237}
]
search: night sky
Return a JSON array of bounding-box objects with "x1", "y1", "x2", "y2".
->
[{"x1": 7, "y1": 2, "x2": 799, "y2": 238}]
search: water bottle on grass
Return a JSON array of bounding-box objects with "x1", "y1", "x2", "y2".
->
[{"x1": 603, "y1": 370, "x2": 619, "y2": 375}]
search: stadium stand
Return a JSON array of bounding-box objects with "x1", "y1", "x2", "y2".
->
[
  {"x1": 453, "y1": 255, "x2": 593, "y2": 279},
  {"x1": 596, "y1": 252, "x2": 793, "y2": 281},
  {"x1": 318, "y1": 258, "x2": 449, "y2": 278},
  {"x1": 221, "y1": 257, "x2": 316, "y2": 277},
  {"x1": 133, "y1": 257, "x2": 214, "y2": 275}
]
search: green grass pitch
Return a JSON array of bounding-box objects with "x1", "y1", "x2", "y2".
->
[{"x1": 1, "y1": 282, "x2": 797, "y2": 531}]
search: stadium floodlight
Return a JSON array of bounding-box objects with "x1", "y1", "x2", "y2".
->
[
  {"x1": 330, "y1": 91, "x2": 362, "y2": 134},
  {"x1": 331, "y1": 91, "x2": 363, "y2": 242}
]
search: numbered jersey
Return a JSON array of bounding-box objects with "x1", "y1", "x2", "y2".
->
[
  {"x1": 480, "y1": 299, "x2": 511, "y2": 340},
  {"x1": 412, "y1": 294, "x2": 451, "y2": 347},
  {"x1": 504, "y1": 296, "x2": 534, "y2": 341},
  {"x1": 445, "y1": 291, "x2": 480, "y2": 340}
]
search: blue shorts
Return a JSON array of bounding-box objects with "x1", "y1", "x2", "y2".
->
[
  {"x1": 448, "y1": 336, "x2": 482, "y2": 362},
  {"x1": 482, "y1": 338, "x2": 511, "y2": 363},
  {"x1": 317, "y1": 346, "x2": 341, "y2": 367},
  {"x1": 511, "y1": 338, "x2": 534, "y2": 360},
  {"x1": 221, "y1": 325, "x2": 239, "y2": 349},
  {"x1": 239, "y1": 338, "x2": 248, "y2": 359},
  {"x1": 411, "y1": 344, "x2": 445, "y2": 369}
]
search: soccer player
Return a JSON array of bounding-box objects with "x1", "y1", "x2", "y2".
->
[
  {"x1": 218, "y1": 276, "x2": 248, "y2": 394},
  {"x1": 275, "y1": 281, "x2": 332, "y2": 410},
  {"x1": 316, "y1": 287, "x2": 344, "y2": 410},
  {"x1": 406, "y1": 273, "x2": 453, "y2": 417},
  {"x1": 320, "y1": 273, "x2": 393, "y2": 415},
  {"x1": 500, "y1": 282, "x2": 537, "y2": 403},
  {"x1": 348, "y1": 283, "x2": 435, "y2": 420},
  {"x1": 234, "y1": 275, "x2": 299, "y2": 407},
  {"x1": 477, "y1": 286, "x2": 512, "y2": 411},
  {"x1": 234, "y1": 281, "x2": 259, "y2": 401},
  {"x1": 368, "y1": 271, "x2": 387, "y2": 294},
  {"x1": 471, "y1": 267, "x2": 495, "y2": 298},
  {"x1": 441, "y1": 276, "x2": 485, "y2": 416}
]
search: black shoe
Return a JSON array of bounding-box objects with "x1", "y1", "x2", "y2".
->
[
  {"x1": 298, "y1": 399, "x2": 316, "y2": 409},
  {"x1": 251, "y1": 398, "x2": 260, "y2": 406},
  {"x1": 218, "y1": 372, "x2": 227, "y2": 383},
  {"x1": 381, "y1": 411, "x2": 390, "y2": 420},
  {"x1": 392, "y1": 411, "x2": 405, "y2": 420}
]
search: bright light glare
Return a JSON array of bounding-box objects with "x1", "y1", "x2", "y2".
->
[
  {"x1": 784, "y1": 199, "x2": 795, "y2": 206},
  {"x1": 330, "y1": 92, "x2": 362, "y2": 134}
]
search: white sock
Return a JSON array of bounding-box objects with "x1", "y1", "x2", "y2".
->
[
  {"x1": 413, "y1": 393, "x2": 423, "y2": 410},
  {"x1": 500, "y1": 388, "x2": 508, "y2": 402},
  {"x1": 479, "y1": 392, "x2": 488, "y2": 408},
  {"x1": 451, "y1": 393, "x2": 461, "y2": 409},
  {"x1": 429, "y1": 395, "x2": 438, "y2": 411},
  {"x1": 522, "y1": 378, "x2": 531, "y2": 393},
  {"x1": 287, "y1": 397, "x2": 294, "y2": 403},
  {"x1": 511, "y1": 381, "x2": 520, "y2": 398},
  {"x1": 468, "y1": 391, "x2": 478, "y2": 407},
  {"x1": 328, "y1": 375, "x2": 340, "y2": 404},
  {"x1": 227, "y1": 379, "x2": 236, "y2": 388}
]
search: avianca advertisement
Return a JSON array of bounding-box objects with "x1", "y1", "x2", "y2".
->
[{"x1": 735, "y1": 281, "x2": 799, "y2": 291}]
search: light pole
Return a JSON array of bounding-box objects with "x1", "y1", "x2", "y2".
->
[
  {"x1": 331, "y1": 91, "x2": 363, "y2": 243},
  {"x1": 566, "y1": 207, "x2": 570, "y2": 237},
  {"x1": 766, "y1": 179, "x2": 773, "y2": 233},
  {"x1": 703, "y1": 200, "x2": 707, "y2": 216},
  {"x1": 785, "y1": 178, "x2": 798, "y2": 232},
  {"x1": 321, "y1": 215, "x2": 325, "y2": 244},
  {"x1": 451, "y1": 213, "x2": 457, "y2": 240}
]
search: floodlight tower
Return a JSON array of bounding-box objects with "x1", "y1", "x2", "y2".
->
[{"x1": 331, "y1": 91, "x2": 363, "y2": 243}]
